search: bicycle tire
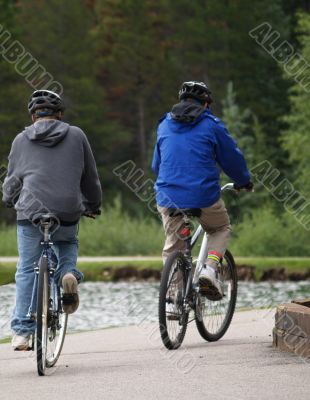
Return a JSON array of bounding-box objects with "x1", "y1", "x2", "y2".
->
[
  {"x1": 159, "y1": 251, "x2": 189, "y2": 350},
  {"x1": 36, "y1": 256, "x2": 49, "y2": 376},
  {"x1": 195, "y1": 249, "x2": 238, "y2": 342},
  {"x1": 45, "y1": 285, "x2": 68, "y2": 368}
]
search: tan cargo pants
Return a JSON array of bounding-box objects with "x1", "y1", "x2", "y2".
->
[{"x1": 158, "y1": 198, "x2": 232, "y2": 268}]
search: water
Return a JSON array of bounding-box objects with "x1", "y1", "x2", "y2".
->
[{"x1": 0, "y1": 281, "x2": 309, "y2": 339}]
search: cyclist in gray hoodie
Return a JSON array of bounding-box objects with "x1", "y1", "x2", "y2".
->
[{"x1": 2, "y1": 90, "x2": 102, "y2": 350}]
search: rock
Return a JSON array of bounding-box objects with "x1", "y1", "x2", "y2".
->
[
  {"x1": 236, "y1": 264, "x2": 256, "y2": 281},
  {"x1": 261, "y1": 268, "x2": 287, "y2": 281},
  {"x1": 288, "y1": 269, "x2": 310, "y2": 281},
  {"x1": 288, "y1": 272, "x2": 307, "y2": 281},
  {"x1": 273, "y1": 327, "x2": 310, "y2": 358},
  {"x1": 138, "y1": 269, "x2": 161, "y2": 280},
  {"x1": 275, "y1": 303, "x2": 310, "y2": 335},
  {"x1": 87, "y1": 265, "x2": 310, "y2": 283},
  {"x1": 112, "y1": 267, "x2": 139, "y2": 281},
  {"x1": 111, "y1": 267, "x2": 161, "y2": 282},
  {"x1": 292, "y1": 298, "x2": 310, "y2": 308},
  {"x1": 273, "y1": 303, "x2": 310, "y2": 359}
]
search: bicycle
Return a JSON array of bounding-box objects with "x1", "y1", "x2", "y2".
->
[
  {"x1": 27, "y1": 211, "x2": 100, "y2": 376},
  {"x1": 158, "y1": 183, "x2": 244, "y2": 350}
]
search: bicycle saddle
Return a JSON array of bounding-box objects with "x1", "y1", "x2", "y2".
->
[
  {"x1": 168, "y1": 208, "x2": 202, "y2": 218},
  {"x1": 32, "y1": 213, "x2": 58, "y2": 225}
]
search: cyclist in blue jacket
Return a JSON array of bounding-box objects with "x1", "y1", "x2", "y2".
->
[{"x1": 152, "y1": 81, "x2": 253, "y2": 300}]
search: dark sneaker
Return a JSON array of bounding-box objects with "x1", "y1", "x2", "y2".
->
[
  {"x1": 199, "y1": 265, "x2": 223, "y2": 301},
  {"x1": 62, "y1": 273, "x2": 79, "y2": 314}
]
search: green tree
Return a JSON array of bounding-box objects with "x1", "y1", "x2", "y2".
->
[
  {"x1": 0, "y1": 0, "x2": 27, "y2": 161},
  {"x1": 222, "y1": 81, "x2": 252, "y2": 159},
  {"x1": 94, "y1": 0, "x2": 179, "y2": 170},
  {"x1": 221, "y1": 81, "x2": 269, "y2": 221},
  {"x1": 282, "y1": 12, "x2": 310, "y2": 196},
  {"x1": 0, "y1": 0, "x2": 29, "y2": 223},
  {"x1": 17, "y1": 0, "x2": 130, "y2": 202},
  {"x1": 170, "y1": 0, "x2": 290, "y2": 165}
]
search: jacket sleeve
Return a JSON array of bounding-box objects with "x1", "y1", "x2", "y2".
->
[
  {"x1": 81, "y1": 134, "x2": 102, "y2": 211},
  {"x1": 151, "y1": 142, "x2": 161, "y2": 175},
  {"x1": 2, "y1": 138, "x2": 23, "y2": 207},
  {"x1": 214, "y1": 122, "x2": 251, "y2": 187}
]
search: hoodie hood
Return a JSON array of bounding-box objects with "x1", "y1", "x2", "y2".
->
[
  {"x1": 23, "y1": 119, "x2": 70, "y2": 147},
  {"x1": 170, "y1": 99, "x2": 205, "y2": 123}
]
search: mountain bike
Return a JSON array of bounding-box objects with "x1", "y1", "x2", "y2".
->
[
  {"x1": 158, "y1": 183, "x2": 242, "y2": 350},
  {"x1": 27, "y1": 211, "x2": 99, "y2": 376}
]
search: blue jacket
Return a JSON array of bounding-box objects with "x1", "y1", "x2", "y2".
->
[{"x1": 152, "y1": 105, "x2": 251, "y2": 209}]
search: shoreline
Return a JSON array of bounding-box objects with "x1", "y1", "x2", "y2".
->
[{"x1": 0, "y1": 256, "x2": 310, "y2": 285}]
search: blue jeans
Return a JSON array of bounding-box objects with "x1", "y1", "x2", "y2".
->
[{"x1": 11, "y1": 223, "x2": 84, "y2": 337}]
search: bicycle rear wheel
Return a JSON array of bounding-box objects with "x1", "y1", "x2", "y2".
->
[
  {"x1": 36, "y1": 256, "x2": 49, "y2": 376},
  {"x1": 158, "y1": 251, "x2": 189, "y2": 350},
  {"x1": 195, "y1": 250, "x2": 237, "y2": 342},
  {"x1": 45, "y1": 285, "x2": 68, "y2": 368}
]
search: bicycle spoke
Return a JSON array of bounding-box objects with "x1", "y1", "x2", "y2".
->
[
  {"x1": 165, "y1": 262, "x2": 184, "y2": 341},
  {"x1": 159, "y1": 252, "x2": 189, "y2": 349},
  {"x1": 45, "y1": 285, "x2": 68, "y2": 368},
  {"x1": 195, "y1": 251, "x2": 238, "y2": 341}
]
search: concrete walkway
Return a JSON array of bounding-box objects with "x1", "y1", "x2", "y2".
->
[{"x1": 0, "y1": 309, "x2": 309, "y2": 400}]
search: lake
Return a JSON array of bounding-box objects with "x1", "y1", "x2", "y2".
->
[{"x1": 0, "y1": 281, "x2": 309, "y2": 339}]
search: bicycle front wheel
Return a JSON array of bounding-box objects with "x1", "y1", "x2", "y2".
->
[
  {"x1": 195, "y1": 250, "x2": 238, "y2": 342},
  {"x1": 36, "y1": 256, "x2": 49, "y2": 376},
  {"x1": 158, "y1": 251, "x2": 189, "y2": 350}
]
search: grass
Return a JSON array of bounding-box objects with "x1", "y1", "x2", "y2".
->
[
  {"x1": 0, "y1": 200, "x2": 309, "y2": 285},
  {"x1": 0, "y1": 226, "x2": 17, "y2": 256},
  {"x1": 0, "y1": 198, "x2": 164, "y2": 256},
  {"x1": 0, "y1": 263, "x2": 16, "y2": 285},
  {"x1": 1, "y1": 200, "x2": 310, "y2": 258},
  {"x1": 1, "y1": 257, "x2": 309, "y2": 286}
]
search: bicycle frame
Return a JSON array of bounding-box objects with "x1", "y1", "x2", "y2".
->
[
  {"x1": 27, "y1": 222, "x2": 59, "y2": 328},
  {"x1": 187, "y1": 183, "x2": 235, "y2": 298}
]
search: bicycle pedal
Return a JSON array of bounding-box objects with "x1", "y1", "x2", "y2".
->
[{"x1": 62, "y1": 293, "x2": 78, "y2": 305}]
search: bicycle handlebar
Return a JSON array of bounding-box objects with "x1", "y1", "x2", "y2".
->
[
  {"x1": 83, "y1": 209, "x2": 101, "y2": 219},
  {"x1": 221, "y1": 183, "x2": 235, "y2": 192},
  {"x1": 221, "y1": 182, "x2": 254, "y2": 193}
]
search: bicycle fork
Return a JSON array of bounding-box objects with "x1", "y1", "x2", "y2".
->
[{"x1": 27, "y1": 263, "x2": 40, "y2": 320}]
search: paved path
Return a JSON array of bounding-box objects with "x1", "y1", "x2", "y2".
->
[{"x1": 0, "y1": 309, "x2": 309, "y2": 400}]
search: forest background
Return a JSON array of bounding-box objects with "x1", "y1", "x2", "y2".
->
[{"x1": 0, "y1": 0, "x2": 310, "y2": 257}]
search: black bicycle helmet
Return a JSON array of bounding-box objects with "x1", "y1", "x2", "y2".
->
[
  {"x1": 179, "y1": 81, "x2": 213, "y2": 104},
  {"x1": 28, "y1": 90, "x2": 65, "y2": 115}
]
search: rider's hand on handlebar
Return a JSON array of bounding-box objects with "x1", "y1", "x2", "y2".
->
[
  {"x1": 83, "y1": 209, "x2": 101, "y2": 219},
  {"x1": 233, "y1": 182, "x2": 254, "y2": 192}
]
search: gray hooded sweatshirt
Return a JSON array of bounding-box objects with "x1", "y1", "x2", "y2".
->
[{"x1": 2, "y1": 119, "x2": 102, "y2": 223}]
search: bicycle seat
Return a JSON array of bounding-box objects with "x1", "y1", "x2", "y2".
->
[
  {"x1": 32, "y1": 213, "x2": 58, "y2": 225},
  {"x1": 168, "y1": 208, "x2": 202, "y2": 218}
]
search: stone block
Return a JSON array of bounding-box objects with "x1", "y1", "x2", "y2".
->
[
  {"x1": 273, "y1": 303, "x2": 310, "y2": 359},
  {"x1": 275, "y1": 303, "x2": 310, "y2": 337},
  {"x1": 292, "y1": 298, "x2": 310, "y2": 308},
  {"x1": 273, "y1": 327, "x2": 310, "y2": 359}
]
